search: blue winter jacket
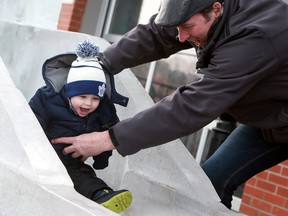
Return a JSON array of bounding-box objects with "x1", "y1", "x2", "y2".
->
[{"x1": 29, "y1": 53, "x2": 128, "y2": 169}]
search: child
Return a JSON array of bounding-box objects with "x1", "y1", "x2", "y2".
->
[{"x1": 29, "y1": 40, "x2": 132, "y2": 214}]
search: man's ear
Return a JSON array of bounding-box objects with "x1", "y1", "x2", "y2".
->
[{"x1": 213, "y1": 2, "x2": 223, "y2": 18}]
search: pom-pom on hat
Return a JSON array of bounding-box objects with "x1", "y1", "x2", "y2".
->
[{"x1": 65, "y1": 40, "x2": 106, "y2": 99}]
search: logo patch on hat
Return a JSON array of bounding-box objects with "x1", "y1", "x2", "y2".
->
[{"x1": 98, "y1": 83, "x2": 106, "y2": 98}]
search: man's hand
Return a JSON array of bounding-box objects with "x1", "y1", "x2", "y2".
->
[{"x1": 52, "y1": 131, "x2": 115, "y2": 161}]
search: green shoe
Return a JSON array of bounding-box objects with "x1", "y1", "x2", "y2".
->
[{"x1": 94, "y1": 189, "x2": 132, "y2": 213}]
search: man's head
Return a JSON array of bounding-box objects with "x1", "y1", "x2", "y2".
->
[
  {"x1": 156, "y1": 0, "x2": 223, "y2": 47},
  {"x1": 155, "y1": 0, "x2": 221, "y2": 27}
]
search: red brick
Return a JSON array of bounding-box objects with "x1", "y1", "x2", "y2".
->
[
  {"x1": 272, "y1": 206, "x2": 288, "y2": 216},
  {"x1": 257, "y1": 171, "x2": 269, "y2": 180},
  {"x1": 251, "y1": 198, "x2": 272, "y2": 212},
  {"x1": 59, "y1": 19, "x2": 71, "y2": 26},
  {"x1": 57, "y1": 0, "x2": 88, "y2": 32},
  {"x1": 268, "y1": 165, "x2": 282, "y2": 174},
  {"x1": 61, "y1": 7, "x2": 74, "y2": 14},
  {"x1": 259, "y1": 212, "x2": 271, "y2": 216},
  {"x1": 70, "y1": 20, "x2": 81, "y2": 28},
  {"x1": 59, "y1": 14, "x2": 72, "y2": 21},
  {"x1": 71, "y1": 15, "x2": 82, "y2": 22},
  {"x1": 72, "y1": 10, "x2": 84, "y2": 17},
  {"x1": 269, "y1": 173, "x2": 288, "y2": 187},
  {"x1": 244, "y1": 185, "x2": 265, "y2": 199},
  {"x1": 247, "y1": 177, "x2": 257, "y2": 186},
  {"x1": 256, "y1": 179, "x2": 277, "y2": 193},
  {"x1": 75, "y1": 1, "x2": 86, "y2": 7},
  {"x1": 282, "y1": 160, "x2": 288, "y2": 166},
  {"x1": 282, "y1": 167, "x2": 288, "y2": 177},
  {"x1": 264, "y1": 192, "x2": 285, "y2": 206},
  {"x1": 240, "y1": 204, "x2": 259, "y2": 216},
  {"x1": 241, "y1": 194, "x2": 252, "y2": 204},
  {"x1": 57, "y1": 25, "x2": 69, "y2": 31},
  {"x1": 60, "y1": 5, "x2": 74, "y2": 16},
  {"x1": 68, "y1": 25, "x2": 80, "y2": 32},
  {"x1": 277, "y1": 186, "x2": 288, "y2": 197}
]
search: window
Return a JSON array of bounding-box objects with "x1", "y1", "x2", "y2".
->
[
  {"x1": 131, "y1": 49, "x2": 198, "y2": 102},
  {"x1": 102, "y1": 0, "x2": 161, "y2": 43}
]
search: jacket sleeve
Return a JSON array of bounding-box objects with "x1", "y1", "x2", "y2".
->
[
  {"x1": 110, "y1": 28, "x2": 280, "y2": 156},
  {"x1": 99, "y1": 14, "x2": 192, "y2": 75}
]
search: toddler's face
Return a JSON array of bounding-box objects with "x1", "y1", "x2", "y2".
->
[{"x1": 70, "y1": 94, "x2": 100, "y2": 117}]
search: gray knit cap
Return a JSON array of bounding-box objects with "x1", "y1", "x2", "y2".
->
[{"x1": 155, "y1": 0, "x2": 217, "y2": 27}]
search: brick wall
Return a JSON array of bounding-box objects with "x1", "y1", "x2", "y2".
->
[
  {"x1": 57, "y1": 0, "x2": 87, "y2": 32},
  {"x1": 240, "y1": 161, "x2": 288, "y2": 216}
]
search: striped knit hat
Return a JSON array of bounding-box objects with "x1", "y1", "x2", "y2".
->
[{"x1": 65, "y1": 40, "x2": 106, "y2": 98}]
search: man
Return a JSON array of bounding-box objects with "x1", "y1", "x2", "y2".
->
[{"x1": 53, "y1": 0, "x2": 288, "y2": 209}]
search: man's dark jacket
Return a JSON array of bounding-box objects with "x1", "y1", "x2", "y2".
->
[{"x1": 99, "y1": 0, "x2": 288, "y2": 156}]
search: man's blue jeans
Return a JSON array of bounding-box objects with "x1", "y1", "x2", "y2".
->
[{"x1": 201, "y1": 124, "x2": 288, "y2": 209}]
